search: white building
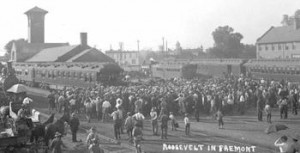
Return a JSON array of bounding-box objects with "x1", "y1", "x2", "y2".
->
[
  {"x1": 105, "y1": 50, "x2": 140, "y2": 71},
  {"x1": 256, "y1": 10, "x2": 300, "y2": 59}
]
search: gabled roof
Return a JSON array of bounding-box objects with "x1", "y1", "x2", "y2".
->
[
  {"x1": 105, "y1": 50, "x2": 138, "y2": 54},
  {"x1": 26, "y1": 45, "x2": 78, "y2": 62},
  {"x1": 24, "y1": 6, "x2": 48, "y2": 15},
  {"x1": 66, "y1": 48, "x2": 92, "y2": 62},
  {"x1": 257, "y1": 26, "x2": 300, "y2": 44},
  {"x1": 72, "y1": 48, "x2": 115, "y2": 63},
  {"x1": 15, "y1": 42, "x2": 68, "y2": 62}
]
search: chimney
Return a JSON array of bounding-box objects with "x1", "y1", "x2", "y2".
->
[
  {"x1": 80, "y1": 32, "x2": 87, "y2": 46},
  {"x1": 295, "y1": 10, "x2": 300, "y2": 30},
  {"x1": 281, "y1": 14, "x2": 289, "y2": 26}
]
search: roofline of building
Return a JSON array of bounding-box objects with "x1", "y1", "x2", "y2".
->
[
  {"x1": 256, "y1": 26, "x2": 274, "y2": 43},
  {"x1": 256, "y1": 40, "x2": 300, "y2": 44},
  {"x1": 105, "y1": 50, "x2": 139, "y2": 53}
]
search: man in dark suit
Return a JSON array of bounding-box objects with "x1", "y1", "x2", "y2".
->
[
  {"x1": 160, "y1": 111, "x2": 169, "y2": 139},
  {"x1": 194, "y1": 93, "x2": 202, "y2": 122},
  {"x1": 69, "y1": 113, "x2": 80, "y2": 142}
]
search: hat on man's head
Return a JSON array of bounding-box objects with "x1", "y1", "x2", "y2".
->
[
  {"x1": 90, "y1": 126, "x2": 96, "y2": 132},
  {"x1": 23, "y1": 97, "x2": 33, "y2": 104},
  {"x1": 292, "y1": 134, "x2": 300, "y2": 141},
  {"x1": 55, "y1": 132, "x2": 62, "y2": 137}
]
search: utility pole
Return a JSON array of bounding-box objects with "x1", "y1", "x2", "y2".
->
[
  {"x1": 166, "y1": 41, "x2": 168, "y2": 51},
  {"x1": 162, "y1": 37, "x2": 165, "y2": 52},
  {"x1": 137, "y1": 40, "x2": 140, "y2": 51}
]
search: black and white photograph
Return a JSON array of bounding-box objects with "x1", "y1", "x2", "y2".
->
[{"x1": 0, "y1": 0, "x2": 299, "y2": 153}]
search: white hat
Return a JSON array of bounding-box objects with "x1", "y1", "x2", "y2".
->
[{"x1": 23, "y1": 97, "x2": 33, "y2": 104}]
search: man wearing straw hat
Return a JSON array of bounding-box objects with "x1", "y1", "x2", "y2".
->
[
  {"x1": 88, "y1": 138, "x2": 104, "y2": 153},
  {"x1": 49, "y1": 132, "x2": 67, "y2": 153},
  {"x1": 86, "y1": 126, "x2": 100, "y2": 147},
  {"x1": 287, "y1": 134, "x2": 300, "y2": 153}
]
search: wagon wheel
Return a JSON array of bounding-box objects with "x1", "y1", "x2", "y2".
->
[
  {"x1": 30, "y1": 140, "x2": 49, "y2": 153},
  {"x1": 4, "y1": 146, "x2": 25, "y2": 153}
]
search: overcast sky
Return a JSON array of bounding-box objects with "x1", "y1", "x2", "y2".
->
[{"x1": 0, "y1": 0, "x2": 300, "y2": 55}]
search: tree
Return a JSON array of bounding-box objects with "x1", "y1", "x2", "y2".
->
[
  {"x1": 239, "y1": 44, "x2": 256, "y2": 59},
  {"x1": 175, "y1": 41, "x2": 182, "y2": 52},
  {"x1": 209, "y1": 26, "x2": 244, "y2": 58},
  {"x1": 4, "y1": 38, "x2": 27, "y2": 60}
]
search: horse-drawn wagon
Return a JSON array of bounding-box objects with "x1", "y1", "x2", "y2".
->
[
  {"x1": 0, "y1": 101, "x2": 48, "y2": 153},
  {"x1": 0, "y1": 62, "x2": 60, "y2": 153},
  {"x1": 0, "y1": 134, "x2": 31, "y2": 152}
]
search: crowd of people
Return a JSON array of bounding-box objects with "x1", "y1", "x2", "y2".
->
[{"x1": 45, "y1": 74, "x2": 300, "y2": 153}]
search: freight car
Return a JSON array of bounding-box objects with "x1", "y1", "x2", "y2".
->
[
  {"x1": 151, "y1": 58, "x2": 247, "y2": 79},
  {"x1": 13, "y1": 62, "x2": 123, "y2": 89},
  {"x1": 190, "y1": 58, "x2": 247, "y2": 78}
]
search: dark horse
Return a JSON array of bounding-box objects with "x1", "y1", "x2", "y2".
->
[
  {"x1": 44, "y1": 113, "x2": 70, "y2": 146},
  {"x1": 30, "y1": 113, "x2": 55, "y2": 143}
]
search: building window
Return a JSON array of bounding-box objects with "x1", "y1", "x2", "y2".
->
[
  {"x1": 265, "y1": 45, "x2": 268, "y2": 51},
  {"x1": 132, "y1": 59, "x2": 136, "y2": 65},
  {"x1": 278, "y1": 44, "x2": 282, "y2": 50},
  {"x1": 258, "y1": 45, "x2": 262, "y2": 51},
  {"x1": 285, "y1": 44, "x2": 289, "y2": 50},
  {"x1": 271, "y1": 45, "x2": 275, "y2": 51},
  {"x1": 293, "y1": 43, "x2": 296, "y2": 50}
]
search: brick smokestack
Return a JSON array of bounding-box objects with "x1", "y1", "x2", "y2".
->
[{"x1": 80, "y1": 32, "x2": 87, "y2": 46}]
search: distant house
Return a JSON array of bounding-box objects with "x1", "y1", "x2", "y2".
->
[
  {"x1": 256, "y1": 10, "x2": 300, "y2": 59},
  {"x1": 11, "y1": 6, "x2": 114, "y2": 63}
]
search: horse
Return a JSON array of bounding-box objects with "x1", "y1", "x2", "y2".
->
[
  {"x1": 44, "y1": 113, "x2": 70, "y2": 146},
  {"x1": 30, "y1": 113, "x2": 55, "y2": 143}
]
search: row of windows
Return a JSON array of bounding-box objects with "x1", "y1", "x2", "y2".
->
[
  {"x1": 113, "y1": 53, "x2": 137, "y2": 59},
  {"x1": 258, "y1": 43, "x2": 296, "y2": 51},
  {"x1": 15, "y1": 70, "x2": 29, "y2": 76},
  {"x1": 250, "y1": 68, "x2": 300, "y2": 75},
  {"x1": 16, "y1": 69, "x2": 97, "y2": 82},
  {"x1": 116, "y1": 59, "x2": 137, "y2": 65},
  {"x1": 166, "y1": 68, "x2": 181, "y2": 72},
  {"x1": 155, "y1": 68, "x2": 180, "y2": 72}
]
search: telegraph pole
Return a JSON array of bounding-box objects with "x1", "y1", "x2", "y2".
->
[
  {"x1": 137, "y1": 40, "x2": 140, "y2": 51},
  {"x1": 166, "y1": 41, "x2": 168, "y2": 51},
  {"x1": 162, "y1": 37, "x2": 165, "y2": 52}
]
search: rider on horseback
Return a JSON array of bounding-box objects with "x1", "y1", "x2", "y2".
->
[
  {"x1": 21, "y1": 97, "x2": 33, "y2": 117},
  {"x1": 15, "y1": 108, "x2": 32, "y2": 137}
]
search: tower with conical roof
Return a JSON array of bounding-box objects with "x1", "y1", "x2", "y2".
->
[{"x1": 25, "y1": 6, "x2": 48, "y2": 43}]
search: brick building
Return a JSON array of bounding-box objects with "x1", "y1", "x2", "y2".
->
[{"x1": 11, "y1": 6, "x2": 113, "y2": 63}]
